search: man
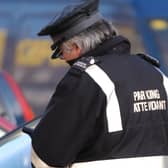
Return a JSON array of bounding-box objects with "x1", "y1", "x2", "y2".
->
[{"x1": 31, "y1": 0, "x2": 168, "y2": 167}]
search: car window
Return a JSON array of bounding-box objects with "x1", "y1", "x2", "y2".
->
[{"x1": 0, "y1": 73, "x2": 26, "y2": 125}]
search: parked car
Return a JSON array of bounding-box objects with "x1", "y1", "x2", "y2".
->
[
  {"x1": 0, "y1": 117, "x2": 40, "y2": 168},
  {"x1": 0, "y1": 70, "x2": 34, "y2": 127}
]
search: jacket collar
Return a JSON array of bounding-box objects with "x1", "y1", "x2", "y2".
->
[{"x1": 67, "y1": 35, "x2": 131, "y2": 65}]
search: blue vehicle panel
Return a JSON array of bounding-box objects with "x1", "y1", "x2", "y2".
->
[{"x1": 0, "y1": 133, "x2": 32, "y2": 168}]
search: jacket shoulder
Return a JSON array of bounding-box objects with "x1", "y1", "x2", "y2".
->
[
  {"x1": 73, "y1": 56, "x2": 99, "y2": 71},
  {"x1": 136, "y1": 53, "x2": 160, "y2": 68},
  {"x1": 69, "y1": 56, "x2": 100, "y2": 77}
]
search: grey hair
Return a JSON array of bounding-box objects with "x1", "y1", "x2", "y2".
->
[{"x1": 63, "y1": 19, "x2": 118, "y2": 55}]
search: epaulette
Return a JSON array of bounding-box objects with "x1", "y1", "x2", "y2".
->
[
  {"x1": 72, "y1": 56, "x2": 99, "y2": 72},
  {"x1": 136, "y1": 53, "x2": 160, "y2": 68}
]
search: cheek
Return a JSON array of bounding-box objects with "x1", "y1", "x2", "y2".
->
[
  {"x1": 62, "y1": 52, "x2": 72, "y2": 60},
  {"x1": 62, "y1": 51, "x2": 69, "y2": 57},
  {"x1": 62, "y1": 50, "x2": 80, "y2": 61},
  {"x1": 63, "y1": 51, "x2": 74, "y2": 58}
]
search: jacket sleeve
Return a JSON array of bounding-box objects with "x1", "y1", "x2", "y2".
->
[{"x1": 32, "y1": 70, "x2": 106, "y2": 167}]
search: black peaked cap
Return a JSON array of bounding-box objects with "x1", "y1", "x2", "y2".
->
[{"x1": 38, "y1": 0, "x2": 101, "y2": 37}]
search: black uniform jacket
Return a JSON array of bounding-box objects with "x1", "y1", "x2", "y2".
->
[{"x1": 32, "y1": 36, "x2": 168, "y2": 167}]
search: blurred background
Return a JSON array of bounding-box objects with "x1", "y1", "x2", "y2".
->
[{"x1": 0, "y1": 0, "x2": 167, "y2": 127}]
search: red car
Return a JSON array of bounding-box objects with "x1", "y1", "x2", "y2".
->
[{"x1": 0, "y1": 70, "x2": 34, "y2": 127}]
